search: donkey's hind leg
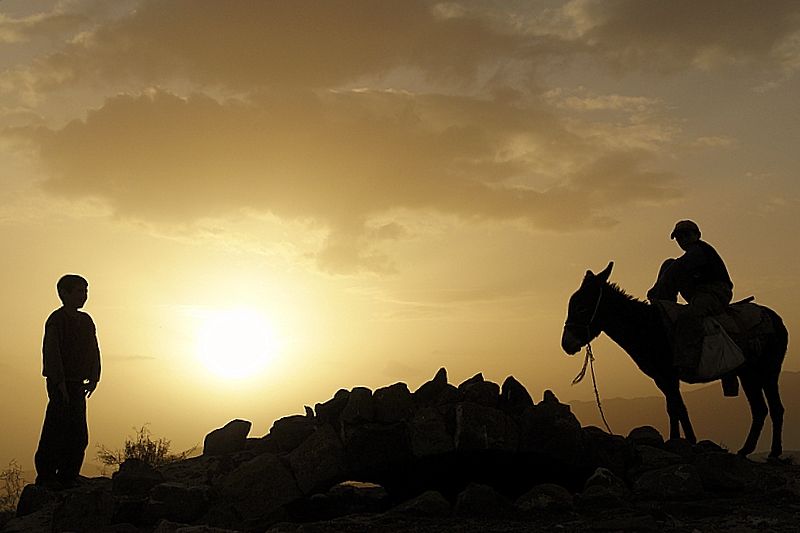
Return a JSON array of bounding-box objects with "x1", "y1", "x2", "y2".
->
[
  {"x1": 763, "y1": 378, "x2": 784, "y2": 458},
  {"x1": 658, "y1": 378, "x2": 696, "y2": 443},
  {"x1": 738, "y1": 375, "x2": 768, "y2": 457}
]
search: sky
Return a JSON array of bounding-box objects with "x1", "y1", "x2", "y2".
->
[{"x1": 1, "y1": 0, "x2": 799, "y2": 472}]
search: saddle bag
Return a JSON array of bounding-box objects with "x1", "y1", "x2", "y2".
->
[
  {"x1": 688, "y1": 317, "x2": 745, "y2": 383},
  {"x1": 654, "y1": 301, "x2": 747, "y2": 383}
]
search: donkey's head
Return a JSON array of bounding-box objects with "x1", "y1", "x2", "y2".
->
[{"x1": 561, "y1": 262, "x2": 613, "y2": 355}]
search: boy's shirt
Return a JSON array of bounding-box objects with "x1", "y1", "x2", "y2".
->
[{"x1": 42, "y1": 307, "x2": 101, "y2": 383}]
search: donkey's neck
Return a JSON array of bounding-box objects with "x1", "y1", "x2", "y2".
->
[{"x1": 598, "y1": 282, "x2": 653, "y2": 365}]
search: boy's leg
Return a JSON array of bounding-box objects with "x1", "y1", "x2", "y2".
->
[
  {"x1": 58, "y1": 381, "x2": 88, "y2": 485},
  {"x1": 34, "y1": 380, "x2": 68, "y2": 486}
]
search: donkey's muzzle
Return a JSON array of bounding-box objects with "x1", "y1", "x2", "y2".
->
[{"x1": 561, "y1": 328, "x2": 582, "y2": 355}]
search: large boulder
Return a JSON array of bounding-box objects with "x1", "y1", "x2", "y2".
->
[
  {"x1": 326, "y1": 481, "x2": 389, "y2": 515},
  {"x1": 373, "y1": 382, "x2": 414, "y2": 423},
  {"x1": 15, "y1": 484, "x2": 57, "y2": 518},
  {"x1": 219, "y1": 453, "x2": 301, "y2": 525},
  {"x1": 664, "y1": 438, "x2": 695, "y2": 458},
  {"x1": 457, "y1": 373, "x2": 485, "y2": 390},
  {"x1": 454, "y1": 402, "x2": 518, "y2": 452},
  {"x1": 457, "y1": 374, "x2": 500, "y2": 408},
  {"x1": 2, "y1": 507, "x2": 53, "y2": 533},
  {"x1": 390, "y1": 490, "x2": 451, "y2": 517},
  {"x1": 158, "y1": 455, "x2": 216, "y2": 486},
  {"x1": 113, "y1": 459, "x2": 165, "y2": 496},
  {"x1": 519, "y1": 391, "x2": 584, "y2": 465},
  {"x1": 314, "y1": 389, "x2": 350, "y2": 426},
  {"x1": 499, "y1": 376, "x2": 534, "y2": 416},
  {"x1": 287, "y1": 424, "x2": 347, "y2": 494},
  {"x1": 693, "y1": 452, "x2": 755, "y2": 491},
  {"x1": 340, "y1": 387, "x2": 375, "y2": 423},
  {"x1": 577, "y1": 467, "x2": 630, "y2": 509},
  {"x1": 627, "y1": 426, "x2": 664, "y2": 448},
  {"x1": 583, "y1": 467, "x2": 629, "y2": 496},
  {"x1": 341, "y1": 422, "x2": 412, "y2": 476},
  {"x1": 414, "y1": 368, "x2": 462, "y2": 407},
  {"x1": 581, "y1": 426, "x2": 636, "y2": 479},
  {"x1": 269, "y1": 415, "x2": 316, "y2": 453},
  {"x1": 633, "y1": 464, "x2": 704, "y2": 500},
  {"x1": 632, "y1": 445, "x2": 685, "y2": 476},
  {"x1": 407, "y1": 407, "x2": 454, "y2": 458},
  {"x1": 515, "y1": 483, "x2": 574, "y2": 514},
  {"x1": 461, "y1": 381, "x2": 500, "y2": 409},
  {"x1": 453, "y1": 483, "x2": 512, "y2": 518},
  {"x1": 51, "y1": 484, "x2": 115, "y2": 532},
  {"x1": 203, "y1": 419, "x2": 252, "y2": 456},
  {"x1": 146, "y1": 482, "x2": 210, "y2": 524}
]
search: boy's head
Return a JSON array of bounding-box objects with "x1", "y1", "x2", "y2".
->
[{"x1": 57, "y1": 274, "x2": 89, "y2": 308}]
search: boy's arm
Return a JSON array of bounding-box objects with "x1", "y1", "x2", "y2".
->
[
  {"x1": 43, "y1": 316, "x2": 70, "y2": 402},
  {"x1": 88, "y1": 316, "x2": 101, "y2": 391},
  {"x1": 89, "y1": 314, "x2": 100, "y2": 385},
  {"x1": 42, "y1": 318, "x2": 65, "y2": 384}
]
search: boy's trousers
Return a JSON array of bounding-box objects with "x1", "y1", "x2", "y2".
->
[{"x1": 34, "y1": 379, "x2": 89, "y2": 483}]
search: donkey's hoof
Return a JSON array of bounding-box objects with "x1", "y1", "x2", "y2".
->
[
  {"x1": 768, "y1": 449, "x2": 783, "y2": 459},
  {"x1": 737, "y1": 448, "x2": 752, "y2": 457}
]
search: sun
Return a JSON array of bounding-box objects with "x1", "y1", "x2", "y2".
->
[{"x1": 195, "y1": 308, "x2": 278, "y2": 380}]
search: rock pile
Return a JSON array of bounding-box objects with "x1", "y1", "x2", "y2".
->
[{"x1": 4, "y1": 368, "x2": 794, "y2": 532}]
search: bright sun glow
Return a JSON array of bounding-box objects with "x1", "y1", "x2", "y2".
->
[{"x1": 195, "y1": 308, "x2": 278, "y2": 380}]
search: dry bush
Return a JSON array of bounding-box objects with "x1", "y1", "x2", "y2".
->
[
  {"x1": 96, "y1": 425, "x2": 197, "y2": 473},
  {"x1": 0, "y1": 460, "x2": 24, "y2": 513}
]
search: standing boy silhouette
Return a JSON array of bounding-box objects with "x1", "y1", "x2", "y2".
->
[{"x1": 34, "y1": 274, "x2": 101, "y2": 489}]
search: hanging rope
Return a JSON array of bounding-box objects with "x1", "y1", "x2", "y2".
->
[
  {"x1": 571, "y1": 344, "x2": 592, "y2": 385},
  {"x1": 572, "y1": 343, "x2": 613, "y2": 435}
]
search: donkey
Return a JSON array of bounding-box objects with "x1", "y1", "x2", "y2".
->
[{"x1": 561, "y1": 262, "x2": 788, "y2": 458}]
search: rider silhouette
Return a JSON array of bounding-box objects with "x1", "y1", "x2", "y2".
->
[{"x1": 648, "y1": 220, "x2": 738, "y2": 396}]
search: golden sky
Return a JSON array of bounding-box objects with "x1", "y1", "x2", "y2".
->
[{"x1": 1, "y1": 0, "x2": 799, "y2": 470}]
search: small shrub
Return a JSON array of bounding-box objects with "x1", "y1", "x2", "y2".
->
[
  {"x1": 0, "y1": 460, "x2": 24, "y2": 513},
  {"x1": 96, "y1": 425, "x2": 197, "y2": 473}
]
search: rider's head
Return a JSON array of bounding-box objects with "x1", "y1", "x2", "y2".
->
[{"x1": 670, "y1": 219, "x2": 700, "y2": 250}]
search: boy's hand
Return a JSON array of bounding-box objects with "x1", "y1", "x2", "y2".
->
[
  {"x1": 84, "y1": 380, "x2": 98, "y2": 398},
  {"x1": 57, "y1": 381, "x2": 70, "y2": 404}
]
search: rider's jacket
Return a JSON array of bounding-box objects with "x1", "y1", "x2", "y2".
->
[{"x1": 648, "y1": 240, "x2": 733, "y2": 307}]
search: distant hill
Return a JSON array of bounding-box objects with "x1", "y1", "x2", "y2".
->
[{"x1": 569, "y1": 371, "x2": 800, "y2": 454}]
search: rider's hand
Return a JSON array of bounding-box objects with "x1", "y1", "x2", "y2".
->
[{"x1": 84, "y1": 380, "x2": 98, "y2": 398}]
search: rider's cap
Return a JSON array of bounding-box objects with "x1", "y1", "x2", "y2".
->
[{"x1": 670, "y1": 220, "x2": 701, "y2": 239}]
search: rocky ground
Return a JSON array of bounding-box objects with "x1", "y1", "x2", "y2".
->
[
  {"x1": 265, "y1": 458, "x2": 800, "y2": 533},
  {"x1": 3, "y1": 368, "x2": 799, "y2": 532}
]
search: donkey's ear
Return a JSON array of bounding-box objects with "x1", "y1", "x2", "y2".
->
[{"x1": 596, "y1": 261, "x2": 614, "y2": 282}]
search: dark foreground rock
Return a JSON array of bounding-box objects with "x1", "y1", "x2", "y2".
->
[{"x1": 6, "y1": 368, "x2": 800, "y2": 532}]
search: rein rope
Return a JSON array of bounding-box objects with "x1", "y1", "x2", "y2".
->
[
  {"x1": 569, "y1": 285, "x2": 614, "y2": 435},
  {"x1": 572, "y1": 343, "x2": 613, "y2": 435}
]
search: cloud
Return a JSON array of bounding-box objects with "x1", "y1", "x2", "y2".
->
[
  {"x1": 13, "y1": 87, "x2": 682, "y2": 272},
  {"x1": 545, "y1": 88, "x2": 660, "y2": 113},
  {"x1": 6, "y1": 2, "x2": 713, "y2": 273},
  {"x1": 6, "y1": 0, "x2": 800, "y2": 102},
  {"x1": 692, "y1": 136, "x2": 737, "y2": 149},
  {"x1": 0, "y1": 8, "x2": 86, "y2": 44},
  {"x1": 11, "y1": 0, "x2": 531, "y2": 94},
  {"x1": 565, "y1": 0, "x2": 800, "y2": 72}
]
